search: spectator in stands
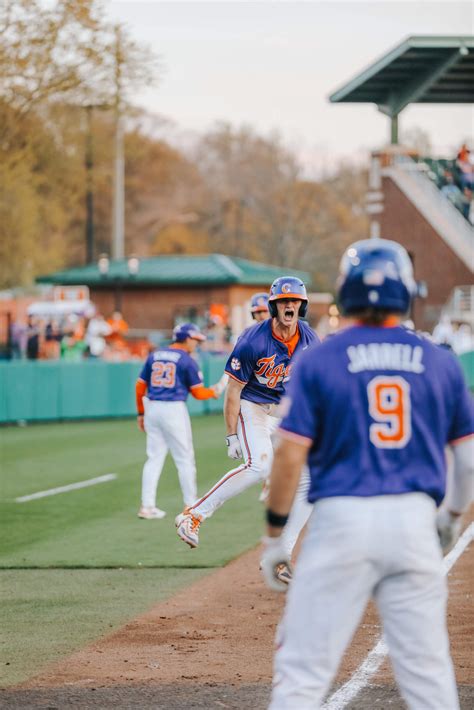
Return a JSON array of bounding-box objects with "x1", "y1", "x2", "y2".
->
[
  {"x1": 432, "y1": 314, "x2": 454, "y2": 349},
  {"x1": 86, "y1": 312, "x2": 112, "y2": 358},
  {"x1": 107, "y1": 310, "x2": 129, "y2": 343},
  {"x1": 460, "y1": 187, "x2": 473, "y2": 223},
  {"x1": 26, "y1": 316, "x2": 40, "y2": 360},
  {"x1": 43, "y1": 320, "x2": 62, "y2": 359},
  {"x1": 456, "y1": 144, "x2": 474, "y2": 190},
  {"x1": 60, "y1": 315, "x2": 88, "y2": 361},
  {"x1": 105, "y1": 310, "x2": 130, "y2": 359},
  {"x1": 451, "y1": 323, "x2": 474, "y2": 355},
  {"x1": 440, "y1": 172, "x2": 463, "y2": 210},
  {"x1": 10, "y1": 318, "x2": 27, "y2": 359}
]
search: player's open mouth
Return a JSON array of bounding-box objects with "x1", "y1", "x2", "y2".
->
[{"x1": 284, "y1": 307, "x2": 295, "y2": 319}]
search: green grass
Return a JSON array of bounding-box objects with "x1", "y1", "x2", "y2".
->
[
  {"x1": 0, "y1": 568, "x2": 209, "y2": 687},
  {"x1": 0, "y1": 416, "x2": 265, "y2": 686},
  {"x1": 0, "y1": 416, "x2": 263, "y2": 568}
]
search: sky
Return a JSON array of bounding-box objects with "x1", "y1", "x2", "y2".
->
[{"x1": 106, "y1": 1, "x2": 473, "y2": 172}]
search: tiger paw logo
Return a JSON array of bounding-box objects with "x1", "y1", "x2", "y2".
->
[{"x1": 231, "y1": 357, "x2": 241, "y2": 371}]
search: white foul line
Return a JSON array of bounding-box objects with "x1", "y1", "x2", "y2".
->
[
  {"x1": 15, "y1": 474, "x2": 118, "y2": 503},
  {"x1": 322, "y1": 522, "x2": 474, "y2": 710}
]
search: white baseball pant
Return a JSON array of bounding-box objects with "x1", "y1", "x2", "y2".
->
[
  {"x1": 141, "y1": 398, "x2": 197, "y2": 508},
  {"x1": 270, "y1": 493, "x2": 459, "y2": 710},
  {"x1": 189, "y1": 399, "x2": 313, "y2": 555}
]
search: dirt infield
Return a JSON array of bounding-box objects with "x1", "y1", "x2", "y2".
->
[{"x1": 2, "y1": 532, "x2": 473, "y2": 709}]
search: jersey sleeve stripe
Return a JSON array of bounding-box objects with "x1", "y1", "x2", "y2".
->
[
  {"x1": 278, "y1": 427, "x2": 313, "y2": 446},
  {"x1": 189, "y1": 382, "x2": 204, "y2": 389},
  {"x1": 449, "y1": 432, "x2": 474, "y2": 446},
  {"x1": 226, "y1": 371, "x2": 248, "y2": 385}
]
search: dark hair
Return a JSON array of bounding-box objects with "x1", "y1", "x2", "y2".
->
[{"x1": 349, "y1": 308, "x2": 396, "y2": 326}]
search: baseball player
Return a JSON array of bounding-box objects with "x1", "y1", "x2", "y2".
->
[
  {"x1": 250, "y1": 292, "x2": 270, "y2": 322},
  {"x1": 136, "y1": 322, "x2": 226, "y2": 519},
  {"x1": 176, "y1": 276, "x2": 319, "y2": 572},
  {"x1": 261, "y1": 239, "x2": 474, "y2": 709}
]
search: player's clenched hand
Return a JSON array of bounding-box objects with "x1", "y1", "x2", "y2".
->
[
  {"x1": 436, "y1": 509, "x2": 462, "y2": 552},
  {"x1": 226, "y1": 434, "x2": 242, "y2": 459},
  {"x1": 260, "y1": 536, "x2": 292, "y2": 592}
]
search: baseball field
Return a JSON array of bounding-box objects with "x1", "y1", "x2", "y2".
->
[{"x1": 1, "y1": 415, "x2": 473, "y2": 708}]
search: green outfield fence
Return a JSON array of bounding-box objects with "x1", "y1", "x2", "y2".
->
[
  {"x1": 0, "y1": 355, "x2": 228, "y2": 424},
  {"x1": 1, "y1": 351, "x2": 473, "y2": 424}
]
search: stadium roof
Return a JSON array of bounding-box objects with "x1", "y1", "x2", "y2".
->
[
  {"x1": 330, "y1": 35, "x2": 474, "y2": 117},
  {"x1": 37, "y1": 254, "x2": 310, "y2": 288}
]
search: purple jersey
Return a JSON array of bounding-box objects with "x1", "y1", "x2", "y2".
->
[
  {"x1": 225, "y1": 319, "x2": 318, "y2": 405},
  {"x1": 280, "y1": 325, "x2": 474, "y2": 505},
  {"x1": 138, "y1": 347, "x2": 203, "y2": 402}
]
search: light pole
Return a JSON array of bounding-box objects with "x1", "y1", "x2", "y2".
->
[
  {"x1": 82, "y1": 103, "x2": 111, "y2": 265},
  {"x1": 112, "y1": 25, "x2": 125, "y2": 261}
]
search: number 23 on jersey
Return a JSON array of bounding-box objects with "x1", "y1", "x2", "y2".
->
[
  {"x1": 151, "y1": 361, "x2": 176, "y2": 388},
  {"x1": 367, "y1": 375, "x2": 411, "y2": 449}
]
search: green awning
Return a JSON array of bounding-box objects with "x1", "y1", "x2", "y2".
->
[
  {"x1": 330, "y1": 35, "x2": 474, "y2": 117},
  {"x1": 37, "y1": 254, "x2": 311, "y2": 288}
]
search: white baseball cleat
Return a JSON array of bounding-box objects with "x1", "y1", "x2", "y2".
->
[
  {"x1": 175, "y1": 509, "x2": 202, "y2": 548},
  {"x1": 137, "y1": 506, "x2": 166, "y2": 520}
]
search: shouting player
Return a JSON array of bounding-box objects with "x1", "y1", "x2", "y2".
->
[
  {"x1": 136, "y1": 323, "x2": 226, "y2": 519},
  {"x1": 176, "y1": 277, "x2": 319, "y2": 569},
  {"x1": 261, "y1": 239, "x2": 474, "y2": 709},
  {"x1": 250, "y1": 292, "x2": 270, "y2": 322}
]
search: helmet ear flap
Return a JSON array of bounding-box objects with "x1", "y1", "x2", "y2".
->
[
  {"x1": 299, "y1": 301, "x2": 308, "y2": 318},
  {"x1": 268, "y1": 300, "x2": 278, "y2": 318}
]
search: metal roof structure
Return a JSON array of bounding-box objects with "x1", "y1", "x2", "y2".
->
[
  {"x1": 36, "y1": 254, "x2": 310, "y2": 288},
  {"x1": 330, "y1": 35, "x2": 474, "y2": 142}
]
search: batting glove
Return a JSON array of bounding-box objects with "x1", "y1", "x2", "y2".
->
[
  {"x1": 436, "y1": 509, "x2": 462, "y2": 552},
  {"x1": 260, "y1": 536, "x2": 292, "y2": 592},
  {"x1": 226, "y1": 434, "x2": 243, "y2": 460}
]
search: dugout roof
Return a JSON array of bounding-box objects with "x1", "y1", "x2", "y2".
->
[
  {"x1": 329, "y1": 35, "x2": 474, "y2": 117},
  {"x1": 37, "y1": 254, "x2": 310, "y2": 288}
]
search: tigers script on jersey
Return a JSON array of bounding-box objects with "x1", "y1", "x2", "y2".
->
[
  {"x1": 225, "y1": 319, "x2": 318, "y2": 404},
  {"x1": 280, "y1": 325, "x2": 474, "y2": 505},
  {"x1": 138, "y1": 347, "x2": 203, "y2": 401}
]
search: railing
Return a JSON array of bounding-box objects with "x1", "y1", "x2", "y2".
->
[{"x1": 383, "y1": 155, "x2": 473, "y2": 270}]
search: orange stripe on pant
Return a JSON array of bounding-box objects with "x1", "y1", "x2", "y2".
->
[{"x1": 189, "y1": 411, "x2": 252, "y2": 511}]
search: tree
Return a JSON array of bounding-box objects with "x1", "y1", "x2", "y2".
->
[{"x1": 0, "y1": 0, "x2": 158, "y2": 287}]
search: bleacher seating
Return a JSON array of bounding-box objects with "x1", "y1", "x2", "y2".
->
[{"x1": 414, "y1": 156, "x2": 471, "y2": 222}]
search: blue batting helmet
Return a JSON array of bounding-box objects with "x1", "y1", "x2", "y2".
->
[
  {"x1": 337, "y1": 239, "x2": 416, "y2": 315},
  {"x1": 268, "y1": 276, "x2": 308, "y2": 318},
  {"x1": 172, "y1": 322, "x2": 206, "y2": 342},
  {"x1": 250, "y1": 292, "x2": 269, "y2": 319}
]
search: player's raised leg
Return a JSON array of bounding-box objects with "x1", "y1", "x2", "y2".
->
[{"x1": 176, "y1": 401, "x2": 276, "y2": 547}]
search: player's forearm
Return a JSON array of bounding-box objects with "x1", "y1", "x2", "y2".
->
[
  {"x1": 446, "y1": 437, "x2": 474, "y2": 514},
  {"x1": 190, "y1": 385, "x2": 216, "y2": 400},
  {"x1": 224, "y1": 379, "x2": 245, "y2": 435},
  {"x1": 266, "y1": 437, "x2": 309, "y2": 537},
  {"x1": 135, "y1": 379, "x2": 147, "y2": 414}
]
